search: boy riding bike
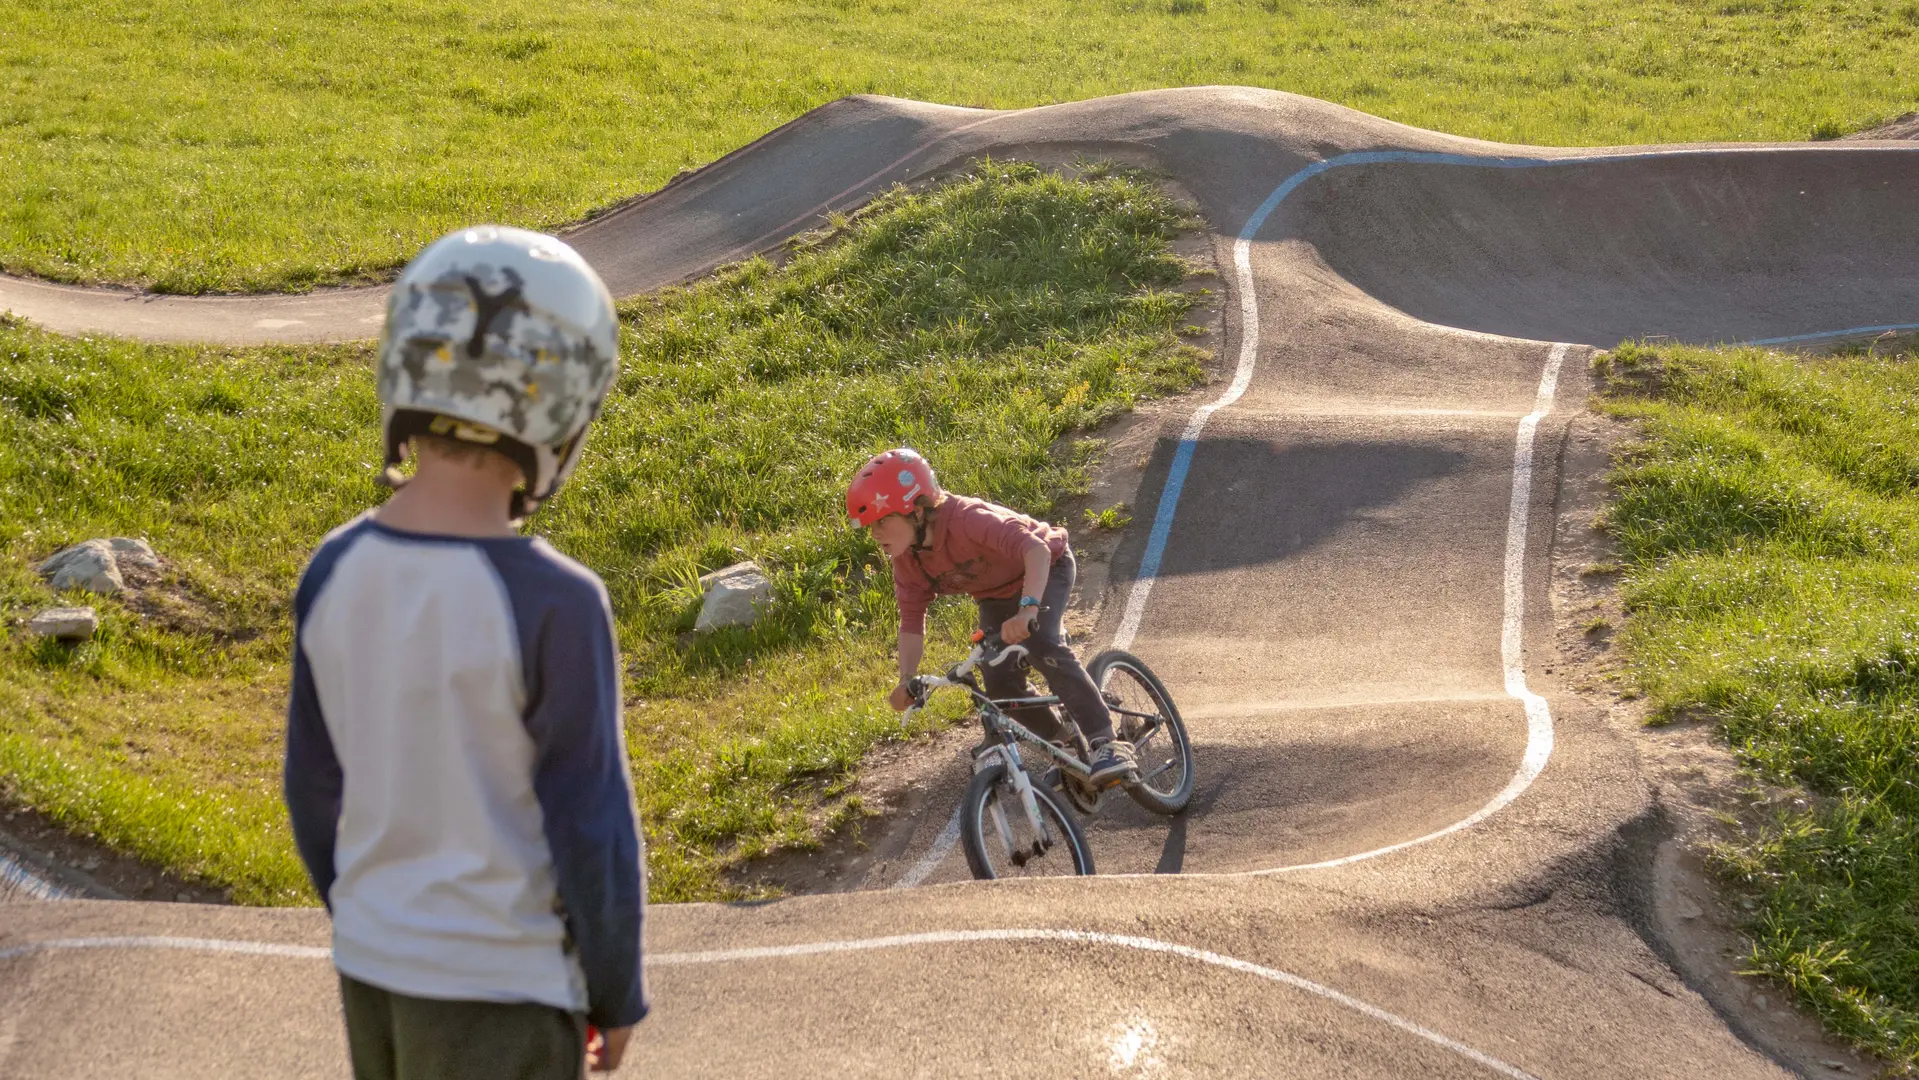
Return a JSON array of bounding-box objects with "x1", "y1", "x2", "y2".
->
[{"x1": 846, "y1": 449, "x2": 1137, "y2": 788}]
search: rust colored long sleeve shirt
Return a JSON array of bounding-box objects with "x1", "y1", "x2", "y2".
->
[{"x1": 890, "y1": 494, "x2": 1068, "y2": 635}]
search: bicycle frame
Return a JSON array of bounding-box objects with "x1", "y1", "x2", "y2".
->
[
  {"x1": 907, "y1": 638, "x2": 1171, "y2": 781},
  {"x1": 906, "y1": 641, "x2": 1094, "y2": 782},
  {"x1": 903, "y1": 640, "x2": 1098, "y2": 865}
]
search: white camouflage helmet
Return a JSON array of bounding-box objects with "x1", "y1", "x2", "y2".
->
[{"x1": 377, "y1": 225, "x2": 620, "y2": 518}]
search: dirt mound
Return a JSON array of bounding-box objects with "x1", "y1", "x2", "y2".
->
[{"x1": 1843, "y1": 110, "x2": 1919, "y2": 140}]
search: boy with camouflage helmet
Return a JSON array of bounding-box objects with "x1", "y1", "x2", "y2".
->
[{"x1": 284, "y1": 226, "x2": 646, "y2": 1079}]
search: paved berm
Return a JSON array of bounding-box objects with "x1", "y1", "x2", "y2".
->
[{"x1": 4, "y1": 88, "x2": 1916, "y2": 1078}]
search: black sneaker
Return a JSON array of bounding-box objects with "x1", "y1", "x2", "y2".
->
[{"x1": 1086, "y1": 739, "x2": 1138, "y2": 788}]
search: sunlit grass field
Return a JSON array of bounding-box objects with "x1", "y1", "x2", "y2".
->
[
  {"x1": 1600, "y1": 340, "x2": 1919, "y2": 1068},
  {"x1": 0, "y1": 164, "x2": 1206, "y2": 902},
  {"x1": 3, "y1": 0, "x2": 1917, "y2": 291}
]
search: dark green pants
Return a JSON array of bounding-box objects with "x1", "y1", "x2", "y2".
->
[{"x1": 338, "y1": 973, "x2": 587, "y2": 1080}]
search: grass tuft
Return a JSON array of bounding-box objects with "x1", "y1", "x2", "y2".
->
[
  {"x1": 1600, "y1": 340, "x2": 1919, "y2": 1068},
  {"x1": 0, "y1": 163, "x2": 1205, "y2": 903}
]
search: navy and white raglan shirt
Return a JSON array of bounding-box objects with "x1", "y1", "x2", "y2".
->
[{"x1": 283, "y1": 514, "x2": 648, "y2": 1030}]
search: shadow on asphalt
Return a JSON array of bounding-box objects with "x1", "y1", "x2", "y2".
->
[
  {"x1": 1083, "y1": 705, "x2": 1520, "y2": 875},
  {"x1": 1109, "y1": 435, "x2": 1469, "y2": 585}
]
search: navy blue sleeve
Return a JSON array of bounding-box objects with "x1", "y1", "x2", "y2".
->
[
  {"x1": 283, "y1": 523, "x2": 360, "y2": 911},
  {"x1": 284, "y1": 644, "x2": 342, "y2": 909},
  {"x1": 488, "y1": 544, "x2": 648, "y2": 1030}
]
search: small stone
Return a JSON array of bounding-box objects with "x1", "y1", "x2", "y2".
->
[
  {"x1": 38, "y1": 540, "x2": 125, "y2": 595},
  {"x1": 176, "y1": 892, "x2": 194, "y2": 903},
  {"x1": 79, "y1": 856, "x2": 101, "y2": 872},
  {"x1": 1822, "y1": 1061, "x2": 1851, "y2": 1072},
  {"x1": 694, "y1": 561, "x2": 775, "y2": 633},
  {"x1": 1754, "y1": 995, "x2": 1768, "y2": 1010},
  {"x1": 1675, "y1": 898, "x2": 1704, "y2": 921},
  {"x1": 27, "y1": 606, "x2": 99, "y2": 641}
]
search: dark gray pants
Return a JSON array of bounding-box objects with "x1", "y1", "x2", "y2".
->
[
  {"x1": 339, "y1": 973, "x2": 586, "y2": 1080},
  {"x1": 975, "y1": 547, "x2": 1115, "y2": 744}
]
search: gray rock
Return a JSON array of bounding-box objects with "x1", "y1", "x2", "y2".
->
[
  {"x1": 28, "y1": 606, "x2": 99, "y2": 641},
  {"x1": 105, "y1": 537, "x2": 162, "y2": 574},
  {"x1": 38, "y1": 541, "x2": 125, "y2": 595},
  {"x1": 694, "y1": 561, "x2": 775, "y2": 633},
  {"x1": 35, "y1": 537, "x2": 161, "y2": 595}
]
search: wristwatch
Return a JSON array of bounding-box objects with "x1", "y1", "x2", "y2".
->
[{"x1": 1018, "y1": 595, "x2": 1041, "y2": 609}]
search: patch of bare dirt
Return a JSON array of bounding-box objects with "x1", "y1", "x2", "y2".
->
[
  {"x1": 116, "y1": 559, "x2": 265, "y2": 646},
  {"x1": 728, "y1": 723, "x2": 978, "y2": 896},
  {"x1": 0, "y1": 797, "x2": 230, "y2": 904},
  {"x1": 1548, "y1": 404, "x2": 1887, "y2": 1078},
  {"x1": 1842, "y1": 111, "x2": 1919, "y2": 140}
]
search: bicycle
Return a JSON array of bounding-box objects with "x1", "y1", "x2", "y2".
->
[{"x1": 903, "y1": 628, "x2": 1195, "y2": 880}]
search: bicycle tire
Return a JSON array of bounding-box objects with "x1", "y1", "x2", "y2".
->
[
  {"x1": 1088, "y1": 649, "x2": 1195, "y2": 815},
  {"x1": 960, "y1": 762, "x2": 1095, "y2": 880}
]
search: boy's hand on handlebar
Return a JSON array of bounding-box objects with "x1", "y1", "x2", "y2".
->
[
  {"x1": 888, "y1": 681, "x2": 915, "y2": 712},
  {"x1": 1001, "y1": 608, "x2": 1038, "y2": 645}
]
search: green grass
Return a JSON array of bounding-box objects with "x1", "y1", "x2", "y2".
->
[
  {"x1": 0, "y1": 162, "x2": 1207, "y2": 903},
  {"x1": 4, "y1": 0, "x2": 1918, "y2": 292},
  {"x1": 1598, "y1": 340, "x2": 1919, "y2": 1069}
]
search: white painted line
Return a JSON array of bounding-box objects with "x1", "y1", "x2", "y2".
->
[
  {"x1": 1109, "y1": 139, "x2": 1919, "y2": 658},
  {"x1": 1103, "y1": 140, "x2": 1576, "y2": 873},
  {"x1": 1110, "y1": 185, "x2": 1275, "y2": 653},
  {"x1": 889, "y1": 805, "x2": 963, "y2": 889},
  {"x1": 0, "y1": 930, "x2": 1540, "y2": 1079},
  {"x1": 1254, "y1": 343, "x2": 1568, "y2": 875},
  {"x1": 0, "y1": 935, "x2": 328, "y2": 964},
  {"x1": 662, "y1": 928, "x2": 1543, "y2": 1079}
]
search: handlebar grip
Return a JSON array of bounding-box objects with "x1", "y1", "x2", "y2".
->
[{"x1": 986, "y1": 643, "x2": 1030, "y2": 668}]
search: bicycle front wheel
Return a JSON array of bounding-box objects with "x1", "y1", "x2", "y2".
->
[
  {"x1": 1089, "y1": 649, "x2": 1195, "y2": 815},
  {"x1": 960, "y1": 763, "x2": 1095, "y2": 880}
]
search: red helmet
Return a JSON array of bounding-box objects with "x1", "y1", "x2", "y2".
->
[{"x1": 847, "y1": 448, "x2": 941, "y2": 526}]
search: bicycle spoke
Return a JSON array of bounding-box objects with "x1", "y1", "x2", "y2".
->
[
  {"x1": 1095, "y1": 650, "x2": 1194, "y2": 814},
  {"x1": 1140, "y1": 759, "x2": 1177, "y2": 782},
  {"x1": 1131, "y1": 718, "x2": 1165, "y2": 751}
]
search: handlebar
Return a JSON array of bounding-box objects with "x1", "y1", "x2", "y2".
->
[{"x1": 900, "y1": 634, "x2": 1031, "y2": 720}]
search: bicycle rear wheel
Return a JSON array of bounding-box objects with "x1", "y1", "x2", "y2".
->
[
  {"x1": 1089, "y1": 649, "x2": 1195, "y2": 815},
  {"x1": 960, "y1": 763, "x2": 1095, "y2": 880}
]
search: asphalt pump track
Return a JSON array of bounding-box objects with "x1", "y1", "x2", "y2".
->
[{"x1": 2, "y1": 88, "x2": 1916, "y2": 1079}]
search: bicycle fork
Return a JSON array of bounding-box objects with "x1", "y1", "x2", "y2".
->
[{"x1": 975, "y1": 745, "x2": 1055, "y2": 866}]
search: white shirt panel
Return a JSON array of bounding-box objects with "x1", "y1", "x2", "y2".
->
[{"x1": 301, "y1": 531, "x2": 584, "y2": 1010}]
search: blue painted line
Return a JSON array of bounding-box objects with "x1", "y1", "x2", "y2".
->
[
  {"x1": 1119, "y1": 142, "x2": 1919, "y2": 640},
  {"x1": 0, "y1": 847, "x2": 73, "y2": 900},
  {"x1": 1130, "y1": 437, "x2": 1203, "y2": 602},
  {"x1": 1747, "y1": 323, "x2": 1919, "y2": 346}
]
